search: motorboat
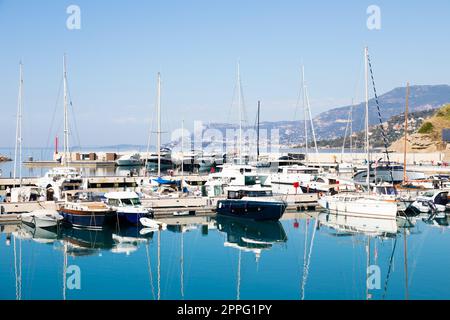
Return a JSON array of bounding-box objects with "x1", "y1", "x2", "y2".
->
[
  {"x1": 37, "y1": 167, "x2": 83, "y2": 201},
  {"x1": 204, "y1": 164, "x2": 269, "y2": 197},
  {"x1": 116, "y1": 153, "x2": 141, "y2": 166},
  {"x1": 104, "y1": 191, "x2": 153, "y2": 225},
  {"x1": 216, "y1": 186, "x2": 287, "y2": 221},
  {"x1": 268, "y1": 165, "x2": 319, "y2": 195},
  {"x1": 59, "y1": 196, "x2": 115, "y2": 230},
  {"x1": 145, "y1": 147, "x2": 173, "y2": 173},
  {"x1": 410, "y1": 190, "x2": 449, "y2": 217},
  {"x1": 20, "y1": 209, "x2": 63, "y2": 229}
]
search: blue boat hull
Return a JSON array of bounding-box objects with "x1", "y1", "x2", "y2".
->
[
  {"x1": 216, "y1": 200, "x2": 287, "y2": 221},
  {"x1": 116, "y1": 211, "x2": 153, "y2": 225},
  {"x1": 60, "y1": 210, "x2": 112, "y2": 230}
]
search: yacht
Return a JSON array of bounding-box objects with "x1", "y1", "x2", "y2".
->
[
  {"x1": 216, "y1": 186, "x2": 287, "y2": 221},
  {"x1": 204, "y1": 164, "x2": 269, "y2": 197},
  {"x1": 116, "y1": 153, "x2": 141, "y2": 166},
  {"x1": 104, "y1": 191, "x2": 153, "y2": 225},
  {"x1": 37, "y1": 167, "x2": 83, "y2": 201},
  {"x1": 268, "y1": 165, "x2": 319, "y2": 195},
  {"x1": 145, "y1": 147, "x2": 173, "y2": 173},
  {"x1": 353, "y1": 163, "x2": 425, "y2": 184}
]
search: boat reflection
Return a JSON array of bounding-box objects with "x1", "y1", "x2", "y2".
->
[
  {"x1": 215, "y1": 215, "x2": 287, "y2": 257},
  {"x1": 318, "y1": 211, "x2": 398, "y2": 237},
  {"x1": 61, "y1": 225, "x2": 154, "y2": 257}
]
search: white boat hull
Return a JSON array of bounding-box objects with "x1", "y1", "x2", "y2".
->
[
  {"x1": 21, "y1": 210, "x2": 63, "y2": 228},
  {"x1": 318, "y1": 195, "x2": 398, "y2": 220}
]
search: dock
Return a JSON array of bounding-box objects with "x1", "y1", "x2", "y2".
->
[
  {"x1": 0, "y1": 213, "x2": 21, "y2": 224},
  {"x1": 0, "y1": 193, "x2": 319, "y2": 220}
]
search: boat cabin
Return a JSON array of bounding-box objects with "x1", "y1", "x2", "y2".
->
[
  {"x1": 104, "y1": 191, "x2": 142, "y2": 207},
  {"x1": 227, "y1": 188, "x2": 273, "y2": 200}
]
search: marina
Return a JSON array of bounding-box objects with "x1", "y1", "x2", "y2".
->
[{"x1": 1, "y1": 0, "x2": 450, "y2": 303}]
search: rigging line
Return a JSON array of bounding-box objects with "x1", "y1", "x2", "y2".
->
[
  {"x1": 145, "y1": 242, "x2": 156, "y2": 300},
  {"x1": 66, "y1": 84, "x2": 82, "y2": 150},
  {"x1": 382, "y1": 236, "x2": 398, "y2": 300},
  {"x1": 226, "y1": 81, "x2": 238, "y2": 127},
  {"x1": 45, "y1": 76, "x2": 64, "y2": 151},
  {"x1": 367, "y1": 53, "x2": 395, "y2": 185}
]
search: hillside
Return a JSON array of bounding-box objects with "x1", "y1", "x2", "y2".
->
[
  {"x1": 390, "y1": 104, "x2": 450, "y2": 152},
  {"x1": 315, "y1": 109, "x2": 435, "y2": 149}
]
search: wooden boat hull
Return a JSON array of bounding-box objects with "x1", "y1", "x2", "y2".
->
[{"x1": 60, "y1": 208, "x2": 113, "y2": 230}]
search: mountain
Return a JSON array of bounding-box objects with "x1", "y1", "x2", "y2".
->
[
  {"x1": 203, "y1": 85, "x2": 450, "y2": 146},
  {"x1": 314, "y1": 84, "x2": 450, "y2": 140}
]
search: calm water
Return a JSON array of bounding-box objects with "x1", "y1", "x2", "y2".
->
[{"x1": 1, "y1": 212, "x2": 449, "y2": 300}]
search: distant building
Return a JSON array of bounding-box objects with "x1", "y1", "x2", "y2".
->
[{"x1": 442, "y1": 129, "x2": 450, "y2": 142}]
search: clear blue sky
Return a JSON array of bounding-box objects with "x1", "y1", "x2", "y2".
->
[{"x1": 0, "y1": 0, "x2": 449, "y2": 148}]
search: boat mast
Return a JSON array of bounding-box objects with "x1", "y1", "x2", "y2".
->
[
  {"x1": 256, "y1": 101, "x2": 260, "y2": 162},
  {"x1": 364, "y1": 47, "x2": 370, "y2": 193},
  {"x1": 237, "y1": 62, "x2": 243, "y2": 165},
  {"x1": 403, "y1": 83, "x2": 410, "y2": 184},
  {"x1": 302, "y1": 66, "x2": 309, "y2": 162},
  {"x1": 63, "y1": 54, "x2": 70, "y2": 167},
  {"x1": 181, "y1": 120, "x2": 184, "y2": 186},
  {"x1": 13, "y1": 62, "x2": 24, "y2": 187},
  {"x1": 305, "y1": 83, "x2": 319, "y2": 161},
  {"x1": 157, "y1": 72, "x2": 161, "y2": 177}
]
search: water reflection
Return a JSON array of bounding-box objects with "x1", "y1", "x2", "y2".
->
[
  {"x1": 1, "y1": 212, "x2": 450, "y2": 300},
  {"x1": 215, "y1": 215, "x2": 287, "y2": 259}
]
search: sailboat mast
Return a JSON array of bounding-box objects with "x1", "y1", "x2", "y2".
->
[
  {"x1": 63, "y1": 54, "x2": 69, "y2": 167},
  {"x1": 13, "y1": 62, "x2": 24, "y2": 187},
  {"x1": 181, "y1": 120, "x2": 184, "y2": 184},
  {"x1": 364, "y1": 47, "x2": 370, "y2": 193},
  {"x1": 257, "y1": 101, "x2": 260, "y2": 162},
  {"x1": 305, "y1": 85, "x2": 319, "y2": 160},
  {"x1": 237, "y1": 62, "x2": 243, "y2": 165},
  {"x1": 302, "y1": 66, "x2": 309, "y2": 162},
  {"x1": 403, "y1": 83, "x2": 410, "y2": 184},
  {"x1": 157, "y1": 72, "x2": 161, "y2": 177}
]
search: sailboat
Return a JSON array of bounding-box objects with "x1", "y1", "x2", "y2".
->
[
  {"x1": 37, "y1": 55, "x2": 83, "y2": 201},
  {"x1": 145, "y1": 73, "x2": 174, "y2": 174},
  {"x1": 318, "y1": 48, "x2": 398, "y2": 220},
  {"x1": 8, "y1": 63, "x2": 63, "y2": 227}
]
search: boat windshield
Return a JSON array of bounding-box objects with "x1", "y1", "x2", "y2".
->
[
  {"x1": 121, "y1": 198, "x2": 142, "y2": 206},
  {"x1": 228, "y1": 190, "x2": 273, "y2": 199}
]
